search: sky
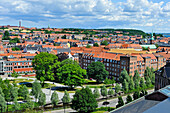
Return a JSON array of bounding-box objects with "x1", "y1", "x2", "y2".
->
[{"x1": 0, "y1": 0, "x2": 169, "y2": 33}]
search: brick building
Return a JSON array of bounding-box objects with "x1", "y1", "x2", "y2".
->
[
  {"x1": 0, "y1": 58, "x2": 34, "y2": 76},
  {"x1": 78, "y1": 51, "x2": 166, "y2": 82},
  {"x1": 155, "y1": 63, "x2": 170, "y2": 90}
]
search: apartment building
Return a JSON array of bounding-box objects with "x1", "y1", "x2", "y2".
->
[
  {"x1": 78, "y1": 51, "x2": 166, "y2": 82},
  {"x1": 0, "y1": 58, "x2": 34, "y2": 75},
  {"x1": 155, "y1": 63, "x2": 170, "y2": 90}
]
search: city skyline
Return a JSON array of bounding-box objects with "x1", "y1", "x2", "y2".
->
[{"x1": 0, "y1": 0, "x2": 169, "y2": 33}]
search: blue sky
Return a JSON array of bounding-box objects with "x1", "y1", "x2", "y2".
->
[{"x1": 0, "y1": 0, "x2": 169, "y2": 33}]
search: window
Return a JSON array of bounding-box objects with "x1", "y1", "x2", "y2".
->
[
  {"x1": 18, "y1": 63, "x2": 20, "y2": 65},
  {"x1": 22, "y1": 62, "x2": 24, "y2": 65}
]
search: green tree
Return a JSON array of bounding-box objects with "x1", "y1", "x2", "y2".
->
[
  {"x1": 32, "y1": 52, "x2": 60, "y2": 86},
  {"x1": 51, "y1": 91, "x2": 59, "y2": 108},
  {"x1": 101, "y1": 85, "x2": 108, "y2": 99},
  {"x1": 144, "y1": 67, "x2": 151, "y2": 79},
  {"x1": 134, "y1": 80, "x2": 140, "y2": 90},
  {"x1": 119, "y1": 69, "x2": 130, "y2": 83},
  {"x1": 151, "y1": 73, "x2": 155, "y2": 85},
  {"x1": 101, "y1": 40, "x2": 108, "y2": 46},
  {"x1": 133, "y1": 91, "x2": 140, "y2": 100},
  {"x1": 129, "y1": 78, "x2": 134, "y2": 91},
  {"x1": 0, "y1": 87, "x2": 4, "y2": 97},
  {"x1": 62, "y1": 90, "x2": 71, "y2": 113},
  {"x1": 18, "y1": 85, "x2": 29, "y2": 101},
  {"x1": 116, "y1": 96, "x2": 124, "y2": 108},
  {"x1": 86, "y1": 44, "x2": 91, "y2": 48},
  {"x1": 57, "y1": 64, "x2": 86, "y2": 88},
  {"x1": 133, "y1": 70, "x2": 140, "y2": 82},
  {"x1": 146, "y1": 76, "x2": 152, "y2": 88},
  {"x1": 108, "y1": 88, "x2": 114, "y2": 97},
  {"x1": 2, "y1": 31, "x2": 10, "y2": 40},
  {"x1": 122, "y1": 79, "x2": 129, "y2": 93},
  {"x1": 93, "y1": 87, "x2": 100, "y2": 98},
  {"x1": 126, "y1": 95, "x2": 132, "y2": 104},
  {"x1": 11, "y1": 70, "x2": 19, "y2": 78},
  {"x1": 140, "y1": 77, "x2": 146, "y2": 89},
  {"x1": 12, "y1": 47, "x2": 20, "y2": 51},
  {"x1": 9, "y1": 38, "x2": 20, "y2": 43},
  {"x1": 38, "y1": 91, "x2": 46, "y2": 108},
  {"x1": 11, "y1": 86, "x2": 18, "y2": 101},
  {"x1": 24, "y1": 95, "x2": 34, "y2": 110},
  {"x1": 71, "y1": 87, "x2": 98, "y2": 112},
  {"x1": 93, "y1": 43, "x2": 99, "y2": 47},
  {"x1": 104, "y1": 78, "x2": 111, "y2": 85},
  {"x1": 60, "y1": 58, "x2": 78, "y2": 67},
  {"x1": 115, "y1": 83, "x2": 121, "y2": 94},
  {"x1": 110, "y1": 77, "x2": 115, "y2": 86},
  {"x1": 0, "y1": 95, "x2": 7, "y2": 112},
  {"x1": 13, "y1": 98, "x2": 20, "y2": 111},
  {"x1": 151, "y1": 67, "x2": 154, "y2": 73},
  {"x1": 32, "y1": 80, "x2": 42, "y2": 102},
  {"x1": 87, "y1": 61, "x2": 109, "y2": 83}
]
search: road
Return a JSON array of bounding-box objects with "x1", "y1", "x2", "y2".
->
[{"x1": 44, "y1": 89, "x2": 154, "y2": 113}]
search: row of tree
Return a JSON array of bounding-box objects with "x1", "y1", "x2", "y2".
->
[
  {"x1": 119, "y1": 68, "x2": 155, "y2": 94},
  {"x1": 116, "y1": 89, "x2": 148, "y2": 108}
]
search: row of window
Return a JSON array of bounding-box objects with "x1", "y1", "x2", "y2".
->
[
  {"x1": 14, "y1": 66, "x2": 33, "y2": 69},
  {"x1": 15, "y1": 62, "x2": 32, "y2": 66}
]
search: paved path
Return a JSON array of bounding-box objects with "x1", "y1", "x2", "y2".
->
[{"x1": 44, "y1": 108, "x2": 76, "y2": 113}]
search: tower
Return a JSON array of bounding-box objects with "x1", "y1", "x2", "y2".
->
[
  {"x1": 19, "y1": 21, "x2": 21, "y2": 28},
  {"x1": 150, "y1": 29, "x2": 154, "y2": 44}
]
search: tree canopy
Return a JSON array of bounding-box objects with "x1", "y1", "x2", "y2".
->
[
  {"x1": 51, "y1": 91, "x2": 59, "y2": 107},
  {"x1": 32, "y1": 80, "x2": 42, "y2": 102},
  {"x1": 93, "y1": 87, "x2": 100, "y2": 98},
  {"x1": 119, "y1": 69, "x2": 130, "y2": 83},
  {"x1": 101, "y1": 40, "x2": 108, "y2": 46},
  {"x1": 87, "y1": 61, "x2": 109, "y2": 83},
  {"x1": 62, "y1": 90, "x2": 71, "y2": 104},
  {"x1": 57, "y1": 64, "x2": 86, "y2": 88},
  {"x1": 71, "y1": 87, "x2": 98, "y2": 112},
  {"x1": 93, "y1": 43, "x2": 99, "y2": 47},
  {"x1": 32, "y1": 52, "x2": 60, "y2": 85}
]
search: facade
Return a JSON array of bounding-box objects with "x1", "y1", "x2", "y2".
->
[
  {"x1": 155, "y1": 63, "x2": 170, "y2": 90},
  {"x1": 79, "y1": 51, "x2": 166, "y2": 82},
  {"x1": 0, "y1": 58, "x2": 34, "y2": 75}
]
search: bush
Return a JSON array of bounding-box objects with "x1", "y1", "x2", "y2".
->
[{"x1": 95, "y1": 107, "x2": 115, "y2": 112}]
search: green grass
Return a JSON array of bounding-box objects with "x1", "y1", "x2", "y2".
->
[
  {"x1": 92, "y1": 111, "x2": 108, "y2": 113},
  {"x1": 10, "y1": 79, "x2": 34, "y2": 84},
  {"x1": 55, "y1": 87, "x2": 81, "y2": 93}
]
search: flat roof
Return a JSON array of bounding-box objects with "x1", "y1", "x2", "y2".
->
[{"x1": 110, "y1": 97, "x2": 160, "y2": 113}]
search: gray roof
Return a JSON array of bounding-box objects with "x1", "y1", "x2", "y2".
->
[
  {"x1": 144, "y1": 98, "x2": 170, "y2": 113},
  {"x1": 111, "y1": 97, "x2": 160, "y2": 113},
  {"x1": 54, "y1": 48, "x2": 71, "y2": 53},
  {"x1": 158, "y1": 85, "x2": 170, "y2": 97}
]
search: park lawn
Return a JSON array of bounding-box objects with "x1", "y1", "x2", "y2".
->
[
  {"x1": 9, "y1": 79, "x2": 34, "y2": 84},
  {"x1": 55, "y1": 87, "x2": 82, "y2": 93}
]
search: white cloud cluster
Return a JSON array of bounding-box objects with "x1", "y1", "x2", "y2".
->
[{"x1": 0, "y1": 0, "x2": 169, "y2": 32}]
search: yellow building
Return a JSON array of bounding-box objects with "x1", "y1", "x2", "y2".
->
[{"x1": 108, "y1": 48, "x2": 148, "y2": 55}]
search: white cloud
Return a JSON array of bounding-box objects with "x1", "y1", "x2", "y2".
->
[
  {"x1": 0, "y1": 0, "x2": 169, "y2": 32},
  {"x1": 145, "y1": 23, "x2": 153, "y2": 26}
]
